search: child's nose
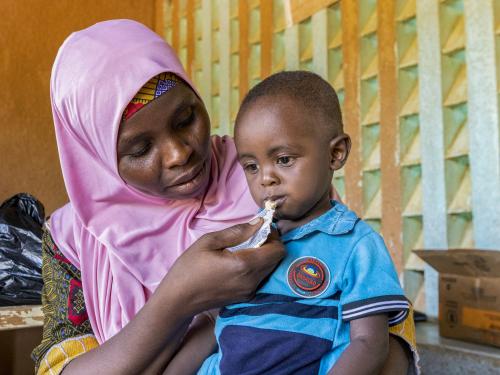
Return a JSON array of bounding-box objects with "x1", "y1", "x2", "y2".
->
[
  {"x1": 260, "y1": 167, "x2": 280, "y2": 187},
  {"x1": 161, "y1": 136, "x2": 192, "y2": 169}
]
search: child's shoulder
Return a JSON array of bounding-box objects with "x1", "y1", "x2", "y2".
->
[
  {"x1": 331, "y1": 201, "x2": 377, "y2": 240},
  {"x1": 328, "y1": 202, "x2": 388, "y2": 257},
  {"x1": 334, "y1": 209, "x2": 393, "y2": 274}
]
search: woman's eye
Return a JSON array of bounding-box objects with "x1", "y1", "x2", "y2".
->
[
  {"x1": 130, "y1": 143, "x2": 151, "y2": 158},
  {"x1": 244, "y1": 163, "x2": 259, "y2": 174},
  {"x1": 277, "y1": 156, "x2": 293, "y2": 166},
  {"x1": 177, "y1": 106, "x2": 195, "y2": 128}
]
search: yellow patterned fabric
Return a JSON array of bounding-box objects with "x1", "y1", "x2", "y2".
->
[
  {"x1": 36, "y1": 334, "x2": 99, "y2": 375},
  {"x1": 32, "y1": 229, "x2": 94, "y2": 372},
  {"x1": 389, "y1": 305, "x2": 419, "y2": 373},
  {"x1": 122, "y1": 72, "x2": 181, "y2": 120}
]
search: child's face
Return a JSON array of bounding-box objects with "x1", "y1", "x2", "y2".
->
[{"x1": 235, "y1": 96, "x2": 346, "y2": 222}]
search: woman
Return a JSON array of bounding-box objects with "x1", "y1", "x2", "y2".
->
[{"x1": 33, "y1": 20, "x2": 417, "y2": 374}]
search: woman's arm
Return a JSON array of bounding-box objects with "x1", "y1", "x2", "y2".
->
[
  {"x1": 383, "y1": 305, "x2": 417, "y2": 374},
  {"x1": 328, "y1": 314, "x2": 389, "y2": 375},
  {"x1": 62, "y1": 219, "x2": 284, "y2": 374},
  {"x1": 380, "y1": 335, "x2": 411, "y2": 375}
]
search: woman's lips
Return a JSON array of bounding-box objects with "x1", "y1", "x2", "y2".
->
[
  {"x1": 172, "y1": 165, "x2": 203, "y2": 186},
  {"x1": 165, "y1": 161, "x2": 206, "y2": 191}
]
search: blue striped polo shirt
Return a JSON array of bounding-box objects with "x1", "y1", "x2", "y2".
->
[{"x1": 198, "y1": 201, "x2": 409, "y2": 375}]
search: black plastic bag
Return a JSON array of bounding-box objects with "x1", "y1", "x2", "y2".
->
[{"x1": 0, "y1": 193, "x2": 45, "y2": 306}]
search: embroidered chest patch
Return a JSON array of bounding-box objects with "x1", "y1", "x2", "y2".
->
[{"x1": 287, "y1": 256, "x2": 330, "y2": 298}]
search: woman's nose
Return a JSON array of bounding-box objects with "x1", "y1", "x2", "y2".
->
[{"x1": 161, "y1": 137, "x2": 192, "y2": 169}]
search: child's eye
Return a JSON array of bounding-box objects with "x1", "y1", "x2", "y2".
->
[
  {"x1": 277, "y1": 156, "x2": 294, "y2": 166},
  {"x1": 243, "y1": 163, "x2": 259, "y2": 174}
]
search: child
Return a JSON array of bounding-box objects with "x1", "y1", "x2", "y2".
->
[{"x1": 165, "y1": 71, "x2": 410, "y2": 375}]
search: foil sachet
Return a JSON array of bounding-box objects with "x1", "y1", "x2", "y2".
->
[{"x1": 227, "y1": 201, "x2": 277, "y2": 251}]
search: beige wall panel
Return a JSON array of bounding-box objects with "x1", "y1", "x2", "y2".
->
[
  {"x1": 378, "y1": 0, "x2": 403, "y2": 271},
  {"x1": 341, "y1": 0, "x2": 363, "y2": 215}
]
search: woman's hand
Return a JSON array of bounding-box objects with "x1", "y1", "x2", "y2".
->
[
  {"x1": 63, "y1": 220, "x2": 283, "y2": 375},
  {"x1": 163, "y1": 219, "x2": 285, "y2": 316}
]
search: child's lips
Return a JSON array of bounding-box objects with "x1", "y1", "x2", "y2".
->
[{"x1": 265, "y1": 196, "x2": 286, "y2": 208}]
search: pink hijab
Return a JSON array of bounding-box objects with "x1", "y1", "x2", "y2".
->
[{"x1": 49, "y1": 19, "x2": 257, "y2": 343}]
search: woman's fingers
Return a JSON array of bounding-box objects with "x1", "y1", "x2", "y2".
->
[
  {"x1": 235, "y1": 239, "x2": 285, "y2": 277},
  {"x1": 205, "y1": 220, "x2": 285, "y2": 279},
  {"x1": 198, "y1": 218, "x2": 263, "y2": 249},
  {"x1": 267, "y1": 226, "x2": 280, "y2": 241},
  {"x1": 167, "y1": 221, "x2": 284, "y2": 313}
]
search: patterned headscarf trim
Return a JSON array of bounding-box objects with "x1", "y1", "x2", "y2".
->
[{"x1": 122, "y1": 72, "x2": 181, "y2": 121}]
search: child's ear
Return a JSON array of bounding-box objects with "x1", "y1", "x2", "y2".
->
[{"x1": 329, "y1": 133, "x2": 351, "y2": 171}]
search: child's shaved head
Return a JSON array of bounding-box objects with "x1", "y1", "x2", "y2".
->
[{"x1": 236, "y1": 71, "x2": 343, "y2": 137}]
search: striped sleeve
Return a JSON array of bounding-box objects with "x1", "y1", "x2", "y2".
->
[{"x1": 340, "y1": 232, "x2": 409, "y2": 323}]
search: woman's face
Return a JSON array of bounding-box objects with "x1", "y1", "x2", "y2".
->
[{"x1": 117, "y1": 83, "x2": 212, "y2": 199}]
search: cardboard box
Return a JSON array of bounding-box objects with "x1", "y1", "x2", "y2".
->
[{"x1": 414, "y1": 249, "x2": 500, "y2": 348}]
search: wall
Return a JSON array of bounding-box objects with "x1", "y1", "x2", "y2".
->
[
  {"x1": 0, "y1": 0, "x2": 163, "y2": 215},
  {"x1": 0, "y1": 327, "x2": 42, "y2": 375},
  {"x1": 165, "y1": 0, "x2": 500, "y2": 316}
]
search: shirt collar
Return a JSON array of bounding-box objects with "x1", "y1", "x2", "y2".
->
[{"x1": 280, "y1": 201, "x2": 359, "y2": 243}]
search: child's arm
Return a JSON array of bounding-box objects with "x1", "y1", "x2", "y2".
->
[
  {"x1": 163, "y1": 310, "x2": 218, "y2": 375},
  {"x1": 328, "y1": 314, "x2": 389, "y2": 375}
]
